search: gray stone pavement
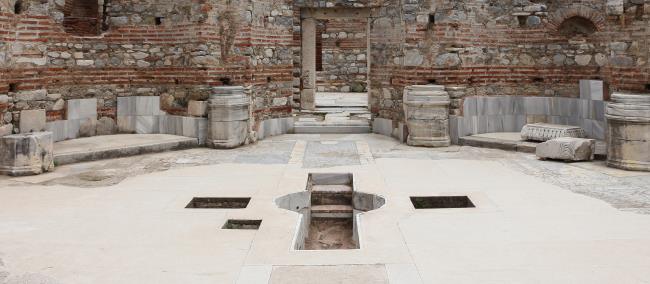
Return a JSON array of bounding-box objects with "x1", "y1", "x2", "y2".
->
[
  {"x1": 1, "y1": 134, "x2": 650, "y2": 283},
  {"x1": 2, "y1": 134, "x2": 648, "y2": 214}
]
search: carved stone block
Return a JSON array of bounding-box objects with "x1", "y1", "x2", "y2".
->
[
  {"x1": 536, "y1": 137, "x2": 595, "y2": 161},
  {"x1": 0, "y1": 132, "x2": 54, "y2": 176},
  {"x1": 403, "y1": 85, "x2": 451, "y2": 147},
  {"x1": 521, "y1": 123, "x2": 586, "y2": 142}
]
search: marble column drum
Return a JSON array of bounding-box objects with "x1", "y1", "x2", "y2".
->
[
  {"x1": 403, "y1": 85, "x2": 451, "y2": 147},
  {"x1": 606, "y1": 93, "x2": 650, "y2": 171},
  {"x1": 207, "y1": 86, "x2": 250, "y2": 149}
]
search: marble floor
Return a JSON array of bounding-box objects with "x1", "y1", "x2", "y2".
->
[{"x1": 1, "y1": 134, "x2": 649, "y2": 283}]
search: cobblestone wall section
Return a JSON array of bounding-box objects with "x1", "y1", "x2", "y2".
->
[
  {"x1": 317, "y1": 18, "x2": 368, "y2": 92},
  {"x1": 0, "y1": 0, "x2": 294, "y2": 135}
]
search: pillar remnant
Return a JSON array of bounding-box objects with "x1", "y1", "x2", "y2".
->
[
  {"x1": 207, "y1": 86, "x2": 250, "y2": 149},
  {"x1": 606, "y1": 93, "x2": 650, "y2": 171},
  {"x1": 300, "y1": 16, "x2": 317, "y2": 110},
  {"x1": 0, "y1": 132, "x2": 54, "y2": 176},
  {"x1": 403, "y1": 85, "x2": 451, "y2": 147}
]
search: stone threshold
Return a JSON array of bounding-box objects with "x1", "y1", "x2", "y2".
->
[{"x1": 459, "y1": 132, "x2": 607, "y2": 158}]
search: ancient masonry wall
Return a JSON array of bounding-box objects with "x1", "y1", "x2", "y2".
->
[
  {"x1": 2, "y1": 0, "x2": 649, "y2": 138},
  {"x1": 383, "y1": 0, "x2": 650, "y2": 121},
  {"x1": 317, "y1": 18, "x2": 368, "y2": 93},
  {"x1": 0, "y1": 0, "x2": 293, "y2": 135}
]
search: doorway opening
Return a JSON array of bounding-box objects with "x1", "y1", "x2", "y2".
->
[{"x1": 296, "y1": 8, "x2": 371, "y2": 134}]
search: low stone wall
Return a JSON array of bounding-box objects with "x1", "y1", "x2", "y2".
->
[
  {"x1": 371, "y1": 118, "x2": 407, "y2": 143},
  {"x1": 256, "y1": 117, "x2": 294, "y2": 141},
  {"x1": 450, "y1": 96, "x2": 607, "y2": 144}
]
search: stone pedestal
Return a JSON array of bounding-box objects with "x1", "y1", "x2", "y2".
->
[
  {"x1": 0, "y1": 132, "x2": 54, "y2": 176},
  {"x1": 521, "y1": 123, "x2": 586, "y2": 142},
  {"x1": 606, "y1": 93, "x2": 650, "y2": 171},
  {"x1": 403, "y1": 85, "x2": 450, "y2": 147},
  {"x1": 536, "y1": 137, "x2": 595, "y2": 161},
  {"x1": 207, "y1": 86, "x2": 250, "y2": 149}
]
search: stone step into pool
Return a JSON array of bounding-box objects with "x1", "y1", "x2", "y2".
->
[{"x1": 276, "y1": 173, "x2": 385, "y2": 250}]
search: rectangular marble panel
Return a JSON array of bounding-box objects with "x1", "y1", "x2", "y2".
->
[
  {"x1": 476, "y1": 115, "x2": 488, "y2": 134},
  {"x1": 135, "y1": 116, "x2": 160, "y2": 134},
  {"x1": 502, "y1": 115, "x2": 518, "y2": 132},
  {"x1": 136, "y1": 96, "x2": 163, "y2": 116},
  {"x1": 515, "y1": 115, "x2": 527, "y2": 132},
  {"x1": 498, "y1": 96, "x2": 515, "y2": 115},
  {"x1": 396, "y1": 123, "x2": 407, "y2": 143},
  {"x1": 549, "y1": 116, "x2": 568, "y2": 125},
  {"x1": 524, "y1": 97, "x2": 550, "y2": 115},
  {"x1": 579, "y1": 119, "x2": 594, "y2": 138},
  {"x1": 463, "y1": 97, "x2": 477, "y2": 116},
  {"x1": 566, "y1": 115, "x2": 581, "y2": 127},
  {"x1": 117, "y1": 116, "x2": 135, "y2": 133},
  {"x1": 66, "y1": 98, "x2": 97, "y2": 120},
  {"x1": 45, "y1": 120, "x2": 68, "y2": 142},
  {"x1": 118, "y1": 96, "x2": 163, "y2": 117},
  {"x1": 580, "y1": 80, "x2": 604, "y2": 101},
  {"x1": 372, "y1": 118, "x2": 393, "y2": 137},
  {"x1": 591, "y1": 100, "x2": 605, "y2": 121},
  {"x1": 117, "y1": 97, "x2": 136, "y2": 117},
  {"x1": 591, "y1": 120, "x2": 606, "y2": 140},
  {"x1": 578, "y1": 99, "x2": 590, "y2": 119},
  {"x1": 512, "y1": 97, "x2": 526, "y2": 115},
  {"x1": 258, "y1": 117, "x2": 294, "y2": 140},
  {"x1": 449, "y1": 116, "x2": 459, "y2": 144},
  {"x1": 486, "y1": 115, "x2": 504, "y2": 133},
  {"x1": 477, "y1": 96, "x2": 504, "y2": 116}
]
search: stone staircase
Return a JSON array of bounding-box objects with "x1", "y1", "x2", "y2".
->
[
  {"x1": 310, "y1": 184, "x2": 354, "y2": 218},
  {"x1": 294, "y1": 92, "x2": 371, "y2": 134},
  {"x1": 294, "y1": 111, "x2": 371, "y2": 134}
]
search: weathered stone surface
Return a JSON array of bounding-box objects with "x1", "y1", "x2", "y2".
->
[
  {"x1": 96, "y1": 117, "x2": 116, "y2": 136},
  {"x1": 579, "y1": 80, "x2": 605, "y2": 101},
  {"x1": 79, "y1": 118, "x2": 98, "y2": 137},
  {"x1": 521, "y1": 123, "x2": 586, "y2": 142},
  {"x1": 0, "y1": 132, "x2": 54, "y2": 176},
  {"x1": 207, "y1": 86, "x2": 250, "y2": 149},
  {"x1": 403, "y1": 85, "x2": 450, "y2": 147},
  {"x1": 536, "y1": 137, "x2": 595, "y2": 161},
  {"x1": 606, "y1": 93, "x2": 650, "y2": 171},
  {"x1": 188, "y1": 100, "x2": 208, "y2": 117},
  {"x1": 0, "y1": 124, "x2": 13, "y2": 137},
  {"x1": 19, "y1": 109, "x2": 46, "y2": 133}
]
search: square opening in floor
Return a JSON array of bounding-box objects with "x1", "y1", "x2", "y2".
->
[
  {"x1": 185, "y1": 197, "x2": 251, "y2": 209},
  {"x1": 222, "y1": 219, "x2": 262, "y2": 230},
  {"x1": 410, "y1": 196, "x2": 475, "y2": 209}
]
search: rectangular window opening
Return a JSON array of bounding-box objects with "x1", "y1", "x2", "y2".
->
[
  {"x1": 185, "y1": 197, "x2": 251, "y2": 209},
  {"x1": 222, "y1": 219, "x2": 262, "y2": 230},
  {"x1": 410, "y1": 196, "x2": 475, "y2": 209}
]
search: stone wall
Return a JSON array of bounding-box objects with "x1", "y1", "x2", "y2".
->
[
  {"x1": 316, "y1": 18, "x2": 368, "y2": 93},
  {"x1": 2, "y1": 0, "x2": 650, "y2": 141},
  {"x1": 387, "y1": 0, "x2": 650, "y2": 113},
  {"x1": 0, "y1": 0, "x2": 293, "y2": 138}
]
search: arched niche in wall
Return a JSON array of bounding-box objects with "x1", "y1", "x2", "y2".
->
[
  {"x1": 558, "y1": 16, "x2": 597, "y2": 37},
  {"x1": 14, "y1": 0, "x2": 23, "y2": 14},
  {"x1": 62, "y1": 0, "x2": 105, "y2": 36},
  {"x1": 548, "y1": 4, "x2": 606, "y2": 37}
]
